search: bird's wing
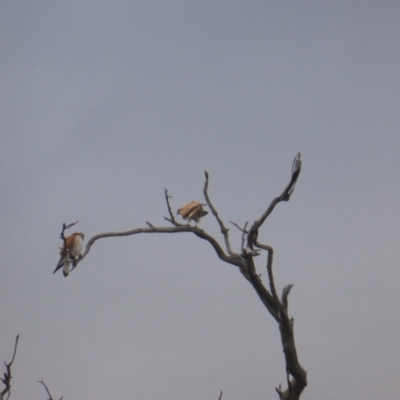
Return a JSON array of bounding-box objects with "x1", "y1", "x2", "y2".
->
[
  {"x1": 188, "y1": 203, "x2": 205, "y2": 218},
  {"x1": 181, "y1": 201, "x2": 201, "y2": 218},
  {"x1": 65, "y1": 234, "x2": 76, "y2": 249},
  {"x1": 199, "y1": 210, "x2": 208, "y2": 217}
]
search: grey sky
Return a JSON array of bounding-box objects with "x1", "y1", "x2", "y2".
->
[{"x1": 1, "y1": 1, "x2": 400, "y2": 399}]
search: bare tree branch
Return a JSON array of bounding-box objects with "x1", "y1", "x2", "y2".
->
[
  {"x1": 217, "y1": 390, "x2": 223, "y2": 400},
  {"x1": 37, "y1": 379, "x2": 63, "y2": 400},
  {"x1": 0, "y1": 335, "x2": 19, "y2": 400},
  {"x1": 271, "y1": 288, "x2": 306, "y2": 400},
  {"x1": 203, "y1": 171, "x2": 237, "y2": 257},
  {"x1": 70, "y1": 179, "x2": 246, "y2": 270},
  {"x1": 163, "y1": 188, "x2": 181, "y2": 226},
  {"x1": 247, "y1": 153, "x2": 301, "y2": 250},
  {"x1": 281, "y1": 284, "x2": 294, "y2": 310},
  {"x1": 241, "y1": 255, "x2": 281, "y2": 320},
  {"x1": 59, "y1": 221, "x2": 79, "y2": 243},
  {"x1": 229, "y1": 220, "x2": 247, "y2": 234},
  {"x1": 229, "y1": 220, "x2": 250, "y2": 254},
  {"x1": 241, "y1": 248, "x2": 307, "y2": 400},
  {"x1": 254, "y1": 237, "x2": 278, "y2": 301},
  {"x1": 75, "y1": 225, "x2": 244, "y2": 269}
]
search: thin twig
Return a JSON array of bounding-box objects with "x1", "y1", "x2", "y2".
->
[
  {"x1": 229, "y1": 221, "x2": 248, "y2": 234},
  {"x1": 163, "y1": 188, "x2": 181, "y2": 226},
  {"x1": 218, "y1": 390, "x2": 223, "y2": 400},
  {"x1": 37, "y1": 379, "x2": 63, "y2": 400},
  {"x1": 0, "y1": 334, "x2": 19, "y2": 400},
  {"x1": 37, "y1": 380, "x2": 52, "y2": 400},
  {"x1": 59, "y1": 221, "x2": 79, "y2": 241}
]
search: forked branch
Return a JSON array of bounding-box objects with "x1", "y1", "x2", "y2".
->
[{"x1": 59, "y1": 221, "x2": 78, "y2": 243}]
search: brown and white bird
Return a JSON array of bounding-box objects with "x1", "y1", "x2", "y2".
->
[
  {"x1": 54, "y1": 232, "x2": 85, "y2": 277},
  {"x1": 177, "y1": 201, "x2": 208, "y2": 226}
]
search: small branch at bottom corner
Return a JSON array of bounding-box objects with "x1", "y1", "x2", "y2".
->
[{"x1": 0, "y1": 334, "x2": 19, "y2": 400}]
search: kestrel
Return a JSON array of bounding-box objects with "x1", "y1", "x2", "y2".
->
[
  {"x1": 54, "y1": 232, "x2": 85, "y2": 277},
  {"x1": 177, "y1": 201, "x2": 208, "y2": 225}
]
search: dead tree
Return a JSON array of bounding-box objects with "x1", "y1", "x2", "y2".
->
[{"x1": 67, "y1": 152, "x2": 307, "y2": 399}]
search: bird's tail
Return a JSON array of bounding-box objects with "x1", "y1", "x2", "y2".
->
[
  {"x1": 62, "y1": 258, "x2": 70, "y2": 277},
  {"x1": 53, "y1": 255, "x2": 64, "y2": 274}
]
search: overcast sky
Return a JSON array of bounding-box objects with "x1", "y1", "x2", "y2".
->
[{"x1": 1, "y1": 1, "x2": 400, "y2": 399}]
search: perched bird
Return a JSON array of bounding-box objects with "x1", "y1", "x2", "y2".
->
[
  {"x1": 54, "y1": 232, "x2": 85, "y2": 277},
  {"x1": 177, "y1": 201, "x2": 208, "y2": 225}
]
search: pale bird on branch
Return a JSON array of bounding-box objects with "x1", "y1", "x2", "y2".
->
[
  {"x1": 53, "y1": 232, "x2": 85, "y2": 277},
  {"x1": 177, "y1": 201, "x2": 208, "y2": 226}
]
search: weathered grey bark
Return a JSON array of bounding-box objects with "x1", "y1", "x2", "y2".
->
[{"x1": 67, "y1": 153, "x2": 307, "y2": 399}]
